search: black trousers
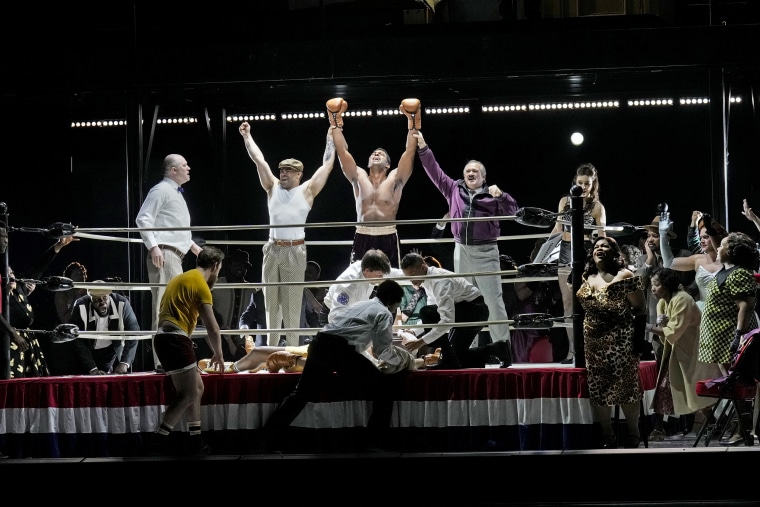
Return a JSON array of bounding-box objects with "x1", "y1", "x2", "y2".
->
[
  {"x1": 419, "y1": 296, "x2": 493, "y2": 368},
  {"x1": 262, "y1": 331, "x2": 406, "y2": 448}
]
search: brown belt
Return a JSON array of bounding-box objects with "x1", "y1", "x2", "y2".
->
[
  {"x1": 271, "y1": 239, "x2": 305, "y2": 247},
  {"x1": 158, "y1": 244, "x2": 186, "y2": 260}
]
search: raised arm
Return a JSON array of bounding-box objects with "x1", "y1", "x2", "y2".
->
[
  {"x1": 302, "y1": 128, "x2": 336, "y2": 202},
  {"x1": 742, "y1": 199, "x2": 760, "y2": 233},
  {"x1": 395, "y1": 128, "x2": 417, "y2": 185},
  {"x1": 331, "y1": 126, "x2": 360, "y2": 183},
  {"x1": 686, "y1": 210, "x2": 702, "y2": 254},
  {"x1": 238, "y1": 121, "x2": 277, "y2": 192},
  {"x1": 659, "y1": 211, "x2": 675, "y2": 267}
]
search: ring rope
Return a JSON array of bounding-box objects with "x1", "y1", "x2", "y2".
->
[
  {"x1": 71, "y1": 214, "x2": 522, "y2": 234},
  {"x1": 12, "y1": 211, "x2": 566, "y2": 357},
  {"x1": 69, "y1": 318, "x2": 572, "y2": 341},
  {"x1": 72, "y1": 232, "x2": 552, "y2": 247},
  {"x1": 70, "y1": 269, "x2": 558, "y2": 293}
]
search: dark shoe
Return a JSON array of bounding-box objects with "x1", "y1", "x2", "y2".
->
[
  {"x1": 250, "y1": 438, "x2": 268, "y2": 454},
  {"x1": 146, "y1": 433, "x2": 172, "y2": 456},
  {"x1": 601, "y1": 435, "x2": 617, "y2": 449},
  {"x1": 154, "y1": 364, "x2": 166, "y2": 374},
  {"x1": 492, "y1": 340, "x2": 512, "y2": 368},
  {"x1": 187, "y1": 438, "x2": 211, "y2": 456},
  {"x1": 560, "y1": 354, "x2": 574, "y2": 365},
  {"x1": 625, "y1": 436, "x2": 641, "y2": 449},
  {"x1": 648, "y1": 429, "x2": 666, "y2": 442},
  {"x1": 721, "y1": 433, "x2": 746, "y2": 446}
]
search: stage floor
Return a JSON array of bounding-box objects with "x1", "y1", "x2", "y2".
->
[{"x1": 1, "y1": 444, "x2": 757, "y2": 506}]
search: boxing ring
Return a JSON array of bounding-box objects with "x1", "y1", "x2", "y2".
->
[
  {"x1": 0, "y1": 362, "x2": 658, "y2": 458},
  {"x1": 1, "y1": 197, "x2": 656, "y2": 458}
]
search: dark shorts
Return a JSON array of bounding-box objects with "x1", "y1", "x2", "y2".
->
[
  {"x1": 559, "y1": 239, "x2": 593, "y2": 265},
  {"x1": 153, "y1": 333, "x2": 197, "y2": 374},
  {"x1": 351, "y1": 228, "x2": 400, "y2": 267}
]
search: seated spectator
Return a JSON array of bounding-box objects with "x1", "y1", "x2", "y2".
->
[
  {"x1": 51, "y1": 281, "x2": 140, "y2": 375},
  {"x1": 101, "y1": 276, "x2": 139, "y2": 372}
]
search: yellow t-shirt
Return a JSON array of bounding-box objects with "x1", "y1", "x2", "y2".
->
[{"x1": 158, "y1": 268, "x2": 213, "y2": 336}]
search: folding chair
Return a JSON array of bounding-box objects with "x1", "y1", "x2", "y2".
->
[{"x1": 693, "y1": 330, "x2": 760, "y2": 447}]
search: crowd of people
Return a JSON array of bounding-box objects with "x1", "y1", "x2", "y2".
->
[{"x1": 2, "y1": 96, "x2": 760, "y2": 456}]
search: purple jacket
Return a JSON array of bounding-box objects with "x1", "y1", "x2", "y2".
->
[{"x1": 418, "y1": 145, "x2": 518, "y2": 245}]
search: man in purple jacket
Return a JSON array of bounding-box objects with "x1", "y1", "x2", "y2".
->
[{"x1": 414, "y1": 130, "x2": 518, "y2": 360}]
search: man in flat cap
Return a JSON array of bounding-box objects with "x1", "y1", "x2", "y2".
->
[
  {"x1": 60, "y1": 280, "x2": 141, "y2": 374},
  {"x1": 239, "y1": 122, "x2": 336, "y2": 346}
]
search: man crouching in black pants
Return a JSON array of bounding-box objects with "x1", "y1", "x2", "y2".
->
[{"x1": 258, "y1": 279, "x2": 414, "y2": 453}]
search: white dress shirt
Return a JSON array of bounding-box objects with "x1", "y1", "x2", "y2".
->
[
  {"x1": 420, "y1": 265, "x2": 482, "y2": 344},
  {"x1": 135, "y1": 177, "x2": 193, "y2": 252}
]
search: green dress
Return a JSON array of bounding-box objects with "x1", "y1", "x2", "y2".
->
[{"x1": 698, "y1": 266, "x2": 758, "y2": 365}]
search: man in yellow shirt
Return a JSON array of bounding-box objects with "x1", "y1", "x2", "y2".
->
[{"x1": 148, "y1": 246, "x2": 225, "y2": 456}]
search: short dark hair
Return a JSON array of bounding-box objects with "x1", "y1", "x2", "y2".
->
[
  {"x1": 198, "y1": 246, "x2": 225, "y2": 268},
  {"x1": 375, "y1": 279, "x2": 403, "y2": 306},
  {"x1": 651, "y1": 267, "x2": 682, "y2": 293},
  {"x1": 725, "y1": 232, "x2": 760, "y2": 271},
  {"x1": 583, "y1": 236, "x2": 624, "y2": 277},
  {"x1": 361, "y1": 249, "x2": 391, "y2": 273},
  {"x1": 401, "y1": 252, "x2": 425, "y2": 270},
  {"x1": 374, "y1": 147, "x2": 391, "y2": 168}
]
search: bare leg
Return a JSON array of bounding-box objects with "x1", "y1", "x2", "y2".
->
[
  {"x1": 233, "y1": 345, "x2": 287, "y2": 371},
  {"x1": 557, "y1": 266, "x2": 575, "y2": 361},
  {"x1": 162, "y1": 368, "x2": 204, "y2": 427}
]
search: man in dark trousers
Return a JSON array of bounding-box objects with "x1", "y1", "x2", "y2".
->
[
  {"x1": 259, "y1": 279, "x2": 414, "y2": 452},
  {"x1": 400, "y1": 252, "x2": 512, "y2": 369}
]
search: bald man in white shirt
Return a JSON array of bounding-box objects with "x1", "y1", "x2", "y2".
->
[{"x1": 136, "y1": 154, "x2": 203, "y2": 371}]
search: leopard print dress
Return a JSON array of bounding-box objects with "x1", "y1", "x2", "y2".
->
[{"x1": 576, "y1": 275, "x2": 644, "y2": 407}]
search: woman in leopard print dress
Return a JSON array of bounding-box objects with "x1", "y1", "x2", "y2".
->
[{"x1": 576, "y1": 237, "x2": 647, "y2": 449}]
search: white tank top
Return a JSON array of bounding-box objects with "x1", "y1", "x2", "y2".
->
[{"x1": 268, "y1": 185, "x2": 310, "y2": 241}]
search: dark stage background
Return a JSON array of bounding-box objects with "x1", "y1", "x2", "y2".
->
[{"x1": 2, "y1": 2, "x2": 760, "y2": 353}]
